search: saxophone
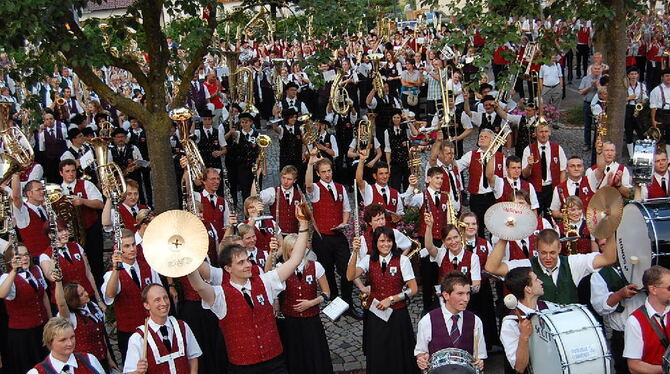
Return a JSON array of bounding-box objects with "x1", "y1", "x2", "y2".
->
[{"x1": 405, "y1": 237, "x2": 422, "y2": 259}]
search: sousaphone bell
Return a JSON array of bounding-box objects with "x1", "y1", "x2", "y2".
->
[{"x1": 142, "y1": 210, "x2": 209, "y2": 278}]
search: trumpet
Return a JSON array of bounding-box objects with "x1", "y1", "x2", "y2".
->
[{"x1": 479, "y1": 123, "x2": 511, "y2": 165}]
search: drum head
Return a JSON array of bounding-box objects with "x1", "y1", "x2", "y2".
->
[{"x1": 617, "y1": 203, "x2": 652, "y2": 286}]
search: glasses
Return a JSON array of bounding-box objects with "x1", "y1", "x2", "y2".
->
[{"x1": 652, "y1": 284, "x2": 670, "y2": 291}]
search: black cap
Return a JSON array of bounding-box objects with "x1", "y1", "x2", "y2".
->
[
  {"x1": 70, "y1": 113, "x2": 86, "y2": 126},
  {"x1": 111, "y1": 127, "x2": 127, "y2": 137},
  {"x1": 231, "y1": 103, "x2": 243, "y2": 113},
  {"x1": 67, "y1": 128, "x2": 82, "y2": 140},
  {"x1": 284, "y1": 82, "x2": 299, "y2": 91},
  {"x1": 662, "y1": 68, "x2": 670, "y2": 76},
  {"x1": 238, "y1": 112, "x2": 254, "y2": 121},
  {"x1": 81, "y1": 128, "x2": 95, "y2": 137},
  {"x1": 199, "y1": 109, "x2": 213, "y2": 118},
  {"x1": 482, "y1": 94, "x2": 495, "y2": 102},
  {"x1": 391, "y1": 108, "x2": 403, "y2": 116},
  {"x1": 94, "y1": 112, "x2": 109, "y2": 123},
  {"x1": 282, "y1": 108, "x2": 298, "y2": 118},
  {"x1": 626, "y1": 66, "x2": 639, "y2": 75}
]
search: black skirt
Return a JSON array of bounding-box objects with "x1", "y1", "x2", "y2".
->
[
  {"x1": 5, "y1": 326, "x2": 48, "y2": 374},
  {"x1": 365, "y1": 307, "x2": 420, "y2": 374},
  {"x1": 278, "y1": 315, "x2": 333, "y2": 374},
  {"x1": 179, "y1": 300, "x2": 228, "y2": 374}
]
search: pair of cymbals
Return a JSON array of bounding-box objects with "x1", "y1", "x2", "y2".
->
[{"x1": 586, "y1": 186, "x2": 624, "y2": 239}]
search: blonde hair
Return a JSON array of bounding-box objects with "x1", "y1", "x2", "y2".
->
[
  {"x1": 237, "y1": 224, "x2": 254, "y2": 238},
  {"x1": 565, "y1": 195, "x2": 583, "y2": 210},
  {"x1": 243, "y1": 196, "x2": 263, "y2": 218},
  {"x1": 281, "y1": 234, "x2": 309, "y2": 269},
  {"x1": 42, "y1": 317, "x2": 74, "y2": 349}
]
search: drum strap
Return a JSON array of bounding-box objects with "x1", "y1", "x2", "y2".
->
[{"x1": 640, "y1": 306, "x2": 670, "y2": 349}]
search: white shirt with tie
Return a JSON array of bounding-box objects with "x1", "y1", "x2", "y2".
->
[
  {"x1": 355, "y1": 253, "x2": 415, "y2": 282},
  {"x1": 13, "y1": 201, "x2": 48, "y2": 230},
  {"x1": 0, "y1": 266, "x2": 47, "y2": 300},
  {"x1": 649, "y1": 83, "x2": 670, "y2": 110},
  {"x1": 194, "y1": 125, "x2": 228, "y2": 148},
  {"x1": 307, "y1": 180, "x2": 352, "y2": 212},
  {"x1": 522, "y1": 141, "x2": 567, "y2": 187},
  {"x1": 470, "y1": 111, "x2": 505, "y2": 128},
  {"x1": 277, "y1": 123, "x2": 302, "y2": 140},
  {"x1": 124, "y1": 316, "x2": 202, "y2": 374},
  {"x1": 414, "y1": 304, "x2": 487, "y2": 359},
  {"x1": 203, "y1": 269, "x2": 285, "y2": 319},
  {"x1": 278, "y1": 96, "x2": 309, "y2": 114},
  {"x1": 549, "y1": 177, "x2": 593, "y2": 211},
  {"x1": 26, "y1": 353, "x2": 104, "y2": 374},
  {"x1": 585, "y1": 161, "x2": 633, "y2": 189},
  {"x1": 361, "y1": 181, "x2": 405, "y2": 215},
  {"x1": 101, "y1": 261, "x2": 161, "y2": 305},
  {"x1": 492, "y1": 175, "x2": 540, "y2": 210},
  {"x1": 456, "y1": 149, "x2": 508, "y2": 195},
  {"x1": 194, "y1": 190, "x2": 230, "y2": 228},
  {"x1": 61, "y1": 179, "x2": 103, "y2": 203},
  {"x1": 623, "y1": 299, "x2": 670, "y2": 360},
  {"x1": 503, "y1": 252, "x2": 600, "y2": 286},
  {"x1": 430, "y1": 247, "x2": 481, "y2": 281},
  {"x1": 37, "y1": 124, "x2": 69, "y2": 151},
  {"x1": 424, "y1": 159, "x2": 463, "y2": 213},
  {"x1": 357, "y1": 229, "x2": 412, "y2": 258},
  {"x1": 591, "y1": 269, "x2": 645, "y2": 332}
]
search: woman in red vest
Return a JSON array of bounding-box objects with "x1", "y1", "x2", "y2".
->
[
  {"x1": 0, "y1": 243, "x2": 51, "y2": 374},
  {"x1": 53, "y1": 276, "x2": 117, "y2": 372},
  {"x1": 27, "y1": 317, "x2": 105, "y2": 374},
  {"x1": 347, "y1": 226, "x2": 419, "y2": 374},
  {"x1": 277, "y1": 233, "x2": 332, "y2": 374}
]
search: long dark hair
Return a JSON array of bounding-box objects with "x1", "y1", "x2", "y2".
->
[{"x1": 371, "y1": 226, "x2": 401, "y2": 262}]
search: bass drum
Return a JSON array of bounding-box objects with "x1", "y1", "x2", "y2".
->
[
  {"x1": 529, "y1": 304, "x2": 611, "y2": 374},
  {"x1": 617, "y1": 200, "x2": 670, "y2": 285}
]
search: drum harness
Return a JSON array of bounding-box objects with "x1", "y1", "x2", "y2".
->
[{"x1": 638, "y1": 305, "x2": 670, "y2": 349}]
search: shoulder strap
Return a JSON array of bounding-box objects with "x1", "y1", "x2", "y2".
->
[
  {"x1": 74, "y1": 352, "x2": 101, "y2": 374},
  {"x1": 639, "y1": 306, "x2": 670, "y2": 349}
]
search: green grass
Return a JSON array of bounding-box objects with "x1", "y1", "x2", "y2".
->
[{"x1": 561, "y1": 105, "x2": 584, "y2": 126}]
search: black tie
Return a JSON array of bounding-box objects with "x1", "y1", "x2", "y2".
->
[
  {"x1": 296, "y1": 270, "x2": 303, "y2": 281},
  {"x1": 27, "y1": 275, "x2": 38, "y2": 292},
  {"x1": 521, "y1": 239, "x2": 530, "y2": 258},
  {"x1": 49, "y1": 129, "x2": 54, "y2": 137},
  {"x1": 574, "y1": 182, "x2": 580, "y2": 196},
  {"x1": 657, "y1": 314, "x2": 667, "y2": 331},
  {"x1": 487, "y1": 114, "x2": 492, "y2": 124},
  {"x1": 248, "y1": 254, "x2": 257, "y2": 265},
  {"x1": 452, "y1": 256, "x2": 459, "y2": 270},
  {"x1": 131, "y1": 206, "x2": 138, "y2": 217},
  {"x1": 448, "y1": 172, "x2": 459, "y2": 201},
  {"x1": 606, "y1": 166, "x2": 610, "y2": 174},
  {"x1": 328, "y1": 185, "x2": 336, "y2": 201},
  {"x1": 67, "y1": 186, "x2": 73, "y2": 195},
  {"x1": 159, "y1": 325, "x2": 172, "y2": 351},
  {"x1": 663, "y1": 177, "x2": 668, "y2": 195},
  {"x1": 209, "y1": 195, "x2": 217, "y2": 208},
  {"x1": 541, "y1": 145, "x2": 548, "y2": 181},
  {"x1": 434, "y1": 191, "x2": 440, "y2": 207},
  {"x1": 62, "y1": 364, "x2": 71, "y2": 374},
  {"x1": 130, "y1": 266, "x2": 141, "y2": 288},
  {"x1": 288, "y1": 127, "x2": 293, "y2": 135},
  {"x1": 38, "y1": 208, "x2": 47, "y2": 221},
  {"x1": 241, "y1": 287, "x2": 254, "y2": 309},
  {"x1": 381, "y1": 260, "x2": 387, "y2": 274},
  {"x1": 381, "y1": 187, "x2": 388, "y2": 205},
  {"x1": 61, "y1": 249, "x2": 72, "y2": 263},
  {"x1": 513, "y1": 180, "x2": 519, "y2": 191},
  {"x1": 245, "y1": 133, "x2": 250, "y2": 141},
  {"x1": 285, "y1": 192, "x2": 291, "y2": 204}
]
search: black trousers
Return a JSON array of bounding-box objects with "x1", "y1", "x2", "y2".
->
[
  {"x1": 537, "y1": 185, "x2": 553, "y2": 214},
  {"x1": 389, "y1": 163, "x2": 410, "y2": 194},
  {"x1": 419, "y1": 237, "x2": 442, "y2": 312},
  {"x1": 84, "y1": 220, "x2": 105, "y2": 287},
  {"x1": 624, "y1": 104, "x2": 646, "y2": 144},
  {"x1": 636, "y1": 56, "x2": 647, "y2": 82},
  {"x1": 469, "y1": 192, "x2": 495, "y2": 238},
  {"x1": 117, "y1": 330, "x2": 133, "y2": 363},
  {"x1": 611, "y1": 330, "x2": 630, "y2": 374},
  {"x1": 657, "y1": 109, "x2": 670, "y2": 145},
  {"x1": 576, "y1": 44, "x2": 590, "y2": 78},
  {"x1": 43, "y1": 156, "x2": 63, "y2": 184},
  {"x1": 565, "y1": 50, "x2": 574, "y2": 82},
  {"x1": 647, "y1": 62, "x2": 661, "y2": 90},
  {"x1": 228, "y1": 355, "x2": 287, "y2": 374},
  {"x1": 312, "y1": 232, "x2": 353, "y2": 304}
]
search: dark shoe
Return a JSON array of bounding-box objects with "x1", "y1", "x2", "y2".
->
[{"x1": 346, "y1": 307, "x2": 364, "y2": 320}]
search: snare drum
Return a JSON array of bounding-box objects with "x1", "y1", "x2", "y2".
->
[
  {"x1": 529, "y1": 304, "x2": 611, "y2": 374},
  {"x1": 428, "y1": 348, "x2": 479, "y2": 374},
  {"x1": 617, "y1": 200, "x2": 670, "y2": 285}
]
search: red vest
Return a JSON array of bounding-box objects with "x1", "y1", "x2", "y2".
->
[
  {"x1": 492, "y1": 45, "x2": 511, "y2": 65},
  {"x1": 473, "y1": 31, "x2": 485, "y2": 47},
  {"x1": 418, "y1": 190, "x2": 448, "y2": 238},
  {"x1": 498, "y1": 178, "x2": 531, "y2": 203},
  {"x1": 33, "y1": 353, "x2": 97, "y2": 374},
  {"x1": 555, "y1": 178, "x2": 595, "y2": 212},
  {"x1": 114, "y1": 259, "x2": 152, "y2": 332},
  {"x1": 508, "y1": 216, "x2": 544, "y2": 260},
  {"x1": 631, "y1": 306, "x2": 670, "y2": 366},
  {"x1": 204, "y1": 221, "x2": 219, "y2": 267},
  {"x1": 577, "y1": 27, "x2": 590, "y2": 44},
  {"x1": 4, "y1": 266, "x2": 49, "y2": 329},
  {"x1": 468, "y1": 151, "x2": 504, "y2": 194},
  {"x1": 201, "y1": 193, "x2": 227, "y2": 238},
  {"x1": 136, "y1": 318, "x2": 191, "y2": 374},
  {"x1": 118, "y1": 203, "x2": 149, "y2": 233},
  {"x1": 219, "y1": 276, "x2": 283, "y2": 365},
  {"x1": 73, "y1": 303, "x2": 107, "y2": 361},
  {"x1": 244, "y1": 219, "x2": 275, "y2": 255},
  {"x1": 368, "y1": 256, "x2": 406, "y2": 310},
  {"x1": 589, "y1": 164, "x2": 626, "y2": 189},
  {"x1": 46, "y1": 243, "x2": 95, "y2": 304},
  {"x1": 439, "y1": 165, "x2": 462, "y2": 195},
  {"x1": 73, "y1": 180, "x2": 99, "y2": 228},
  {"x1": 312, "y1": 182, "x2": 344, "y2": 235},
  {"x1": 558, "y1": 219, "x2": 592, "y2": 255},
  {"x1": 269, "y1": 187, "x2": 301, "y2": 234},
  {"x1": 439, "y1": 250, "x2": 474, "y2": 283},
  {"x1": 370, "y1": 184, "x2": 401, "y2": 228},
  {"x1": 364, "y1": 229, "x2": 374, "y2": 255},
  {"x1": 19, "y1": 162, "x2": 38, "y2": 182},
  {"x1": 469, "y1": 237, "x2": 490, "y2": 280},
  {"x1": 19, "y1": 206, "x2": 51, "y2": 257},
  {"x1": 648, "y1": 176, "x2": 669, "y2": 199},
  {"x1": 529, "y1": 142, "x2": 561, "y2": 192},
  {"x1": 280, "y1": 261, "x2": 319, "y2": 317}
]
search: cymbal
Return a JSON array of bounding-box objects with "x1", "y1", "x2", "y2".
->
[
  {"x1": 142, "y1": 210, "x2": 209, "y2": 278},
  {"x1": 586, "y1": 186, "x2": 623, "y2": 239},
  {"x1": 484, "y1": 202, "x2": 537, "y2": 241}
]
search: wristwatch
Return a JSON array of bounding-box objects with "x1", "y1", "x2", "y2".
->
[{"x1": 389, "y1": 296, "x2": 396, "y2": 305}]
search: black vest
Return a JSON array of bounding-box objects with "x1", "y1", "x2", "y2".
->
[
  {"x1": 515, "y1": 116, "x2": 532, "y2": 158},
  {"x1": 43, "y1": 123, "x2": 67, "y2": 159},
  {"x1": 197, "y1": 126, "x2": 222, "y2": 169},
  {"x1": 281, "y1": 97, "x2": 305, "y2": 113},
  {"x1": 374, "y1": 95, "x2": 396, "y2": 130},
  {"x1": 128, "y1": 128, "x2": 149, "y2": 160},
  {"x1": 317, "y1": 133, "x2": 334, "y2": 162},
  {"x1": 238, "y1": 130, "x2": 260, "y2": 168},
  {"x1": 387, "y1": 126, "x2": 409, "y2": 165},
  {"x1": 110, "y1": 145, "x2": 134, "y2": 169},
  {"x1": 480, "y1": 113, "x2": 503, "y2": 133},
  {"x1": 279, "y1": 125, "x2": 303, "y2": 167}
]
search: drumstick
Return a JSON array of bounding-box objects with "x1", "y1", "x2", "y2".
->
[
  {"x1": 630, "y1": 256, "x2": 639, "y2": 284},
  {"x1": 142, "y1": 317, "x2": 149, "y2": 360},
  {"x1": 473, "y1": 325, "x2": 479, "y2": 362}
]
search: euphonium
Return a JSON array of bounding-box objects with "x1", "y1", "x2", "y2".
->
[
  {"x1": 223, "y1": 51, "x2": 241, "y2": 103},
  {"x1": 330, "y1": 69, "x2": 351, "y2": 115},
  {"x1": 272, "y1": 58, "x2": 287, "y2": 101},
  {"x1": 369, "y1": 53, "x2": 385, "y2": 98},
  {"x1": 170, "y1": 107, "x2": 206, "y2": 215},
  {"x1": 45, "y1": 183, "x2": 86, "y2": 246},
  {"x1": 356, "y1": 114, "x2": 375, "y2": 152},
  {"x1": 90, "y1": 128, "x2": 126, "y2": 199},
  {"x1": 408, "y1": 146, "x2": 423, "y2": 194},
  {"x1": 0, "y1": 108, "x2": 35, "y2": 186},
  {"x1": 0, "y1": 101, "x2": 12, "y2": 131},
  {"x1": 479, "y1": 123, "x2": 512, "y2": 164},
  {"x1": 299, "y1": 113, "x2": 318, "y2": 147}
]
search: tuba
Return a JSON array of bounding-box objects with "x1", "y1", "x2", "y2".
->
[
  {"x1": 235, "y1": 66, "x2": 259, "y2": 115},
  {"x1": 170, "y1": 108, "x2": 206, "y2": 215},
  {"x1": 223, "y1": 51, "x2": 241, "y2": 104},
  {"x1": 330, "y1": 69, "x2": 351, "y2": 115},
  {"x1": 0, "y1": 102, "x2": 35, "y2": 186},
  {"x1": 272, "y1": 58, "x2": 287, "y2": 101},
  {"x1": 369, "y1": 53, "x2": 385, "y2": 98},
  {"x1": 356, "y1": 114, "x2": 375, "y2": 152},
  {"x1": 90, "y1": 124, "x2": 126, "y2": 199}
]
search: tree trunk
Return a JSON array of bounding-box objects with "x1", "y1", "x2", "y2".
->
[
  {"x1": 145, "y1": 114, "x2": 179, "y2": 213},
  {"x1": 604, "y1": 0, "x2": 627, "y2": 158}
]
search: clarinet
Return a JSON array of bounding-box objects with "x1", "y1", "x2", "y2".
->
[
  {"x1": 221, "y1": 163, "x2": 237, "y2": 235},
  {"x1": 110, "y1": 192, "x2": 124, "y2": 271}
]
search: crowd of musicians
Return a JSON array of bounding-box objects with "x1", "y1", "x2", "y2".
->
[{"x1": 3, "y1": 9, "x2": 670, "y2": 374}]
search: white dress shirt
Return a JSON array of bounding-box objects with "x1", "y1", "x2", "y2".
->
[
  {"x1": 549, "y1": 177, "x2": 592, "y2": 211},
  {"x1": 500, "y1": 301, "x2": 558, "y2": 368},
  {"x1": 640, "y1": 171, "x2": 670, "y2": 200},
  {"x1": 101, "y1": 261, "x2": 161, "y2": 305},
  {"x1": 61, "y1": 179, "x2": 103, "y2": 202},
  {"x1": 627, "y1": 81, "x2": 648, "y2": 105},
  {"x1": 414, "y1": 304, "x2": 487, "y2": 359},
  {"x1": 585, "y1": 161, "x2": 633, "y2": 189},
  {"x1": 504, "y1": 252, "x2": 599, "y2": 286},
  {"x1": 358, "y1": 229, "x2": 412, "y2": 258},
  {"x1": 12, "y1": 201, "x2": 47, "y2": 230},
  {"x1": 356, "y1": 253, "x2": 415, "y2": 282},
  {"x1": 307, "y1": 180, "x2": 352, "y2": 212},
  {"x1": 624, "y1": 299, "x2": 670, "y2": 360},
  {"x1": 590, "y1": 270, "x2": 645, "y2": 332},
  {"x1": 0, "y1": 266, "x2": 47, "y2": 300},
  {"x1": 430, "y1": 247, "x2": 481, "y2": 281},
  {"x1": 456, "y1": 149, "x2": 508, "y2": 194},
  {"x1": 492, "y1": 175, "x2": 540, "y2": 209},
  {"x1": 26, "y1": 353, "x2": 104, "y2": 374},
  {"x1": 649, "y1": 83, "x2": 670, "y2": 110},
  {"x1": 361, "y1": 182, "x2": 405, "y2": 215},
  {"x1": 521, "y1": 142, "x2": 567, "y2": 186}
]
